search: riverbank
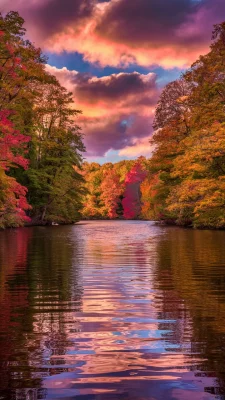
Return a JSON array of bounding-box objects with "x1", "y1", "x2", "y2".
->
[{"x1": 18, "y1": 217, "x2": 225, "y2": 231}]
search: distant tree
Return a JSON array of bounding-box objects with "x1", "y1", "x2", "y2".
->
[
  {"x1": 122, "y1": 159, "x2": 147, "y2": 219},
  {"x1": 100, "y1": 169, "x2": 124, "y2": 218}
]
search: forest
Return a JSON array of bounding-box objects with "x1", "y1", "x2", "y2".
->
[
  {"x1": 1, "y1": 11, "x2": 225, "y2": 229},
  {"x1": 0, "y1": 11, "x2": 85, "y2": 228}
]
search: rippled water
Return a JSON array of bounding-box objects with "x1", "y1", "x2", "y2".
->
[{"x1": 1, "y1": 221, "x2": 225, "y2": 399}]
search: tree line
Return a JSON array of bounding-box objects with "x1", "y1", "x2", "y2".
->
[
  {"x1": 81, "y1": 158, "x2": 148, "y2": 220},
  {"x1": 0, "y1": 11, "x2": 85, "y2": 228},
  {"x1": 82, "y1": 22, "x2": 225, "y2": 228},
  {"x1": 1, "y1": 11, "x2": 225, "y2": 229},
  {"x1": 145, "y1": 21, "x2": 225, "y2": 228}
]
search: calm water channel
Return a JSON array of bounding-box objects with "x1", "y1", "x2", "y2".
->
[{"x1": 1, "y1": 221, "x2": 225, "y2": 399}]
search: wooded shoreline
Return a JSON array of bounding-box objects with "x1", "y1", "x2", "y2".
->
[{"x1": 1, "y1": 12, "x2": 225, "y2": 230}]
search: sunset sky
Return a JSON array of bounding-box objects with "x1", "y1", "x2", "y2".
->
[{"x1": 2, "y1": 0, "x2": 225, "y2": 163}]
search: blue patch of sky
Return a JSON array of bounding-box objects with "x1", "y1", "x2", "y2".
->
[
  {"x1": 46, "y1": 51, "x2": 150, "y2": 76},
  {"x1": 46, "y1": 51, "x2": 183, "y2": 84},
  {"x1": 154, "y1": 66, "x2": 184, "y2": 87},
  {"x1": 120, "y1": 116, "x2": 135, "y2": 129},
  {"x1": 85, "y1": 149, "x2": 138, "y2": 165}
]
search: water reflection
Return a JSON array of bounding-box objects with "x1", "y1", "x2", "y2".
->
[{"x1": 0, "y1": 221, "x2": 225, "y2": 399}]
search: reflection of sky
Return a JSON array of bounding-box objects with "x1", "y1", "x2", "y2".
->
[
  {"x1": 1, "y1": 222, "x2": 223, "y2": 399},
  {"x1": 36, "y1": 221, "x2": 211, "y2": 399}
]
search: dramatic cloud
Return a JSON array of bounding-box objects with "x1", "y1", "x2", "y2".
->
[
  {"x1": 2, "y1": 0, "x2": 225, "y2": 160},
  {"x1": 46, "y1": 65, "x2": 159, "y2": 157},
  {"x1": 3, "y1": 0, "x2": 225, "y2": 68},
  {"x1": 1, "y1": 0, "x2": 94, "y2": 42}
]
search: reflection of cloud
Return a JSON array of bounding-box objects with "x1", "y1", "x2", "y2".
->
[
  {"x1": 41, "y1": 220, "x2": 209, "y2": 399},
  {"x1": 0, "y1": 221, "x2": 221, "y2": 398},
  {"x1": 46, "y1": 65, "x2": 158, "y2": 156},
  {"x1": 3, "y1": 0, "x2": 225, "y2": 68}
]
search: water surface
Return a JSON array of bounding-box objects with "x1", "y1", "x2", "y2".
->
[{"x1": 0, "y1": 221, "x2": 225, "y2": 399}]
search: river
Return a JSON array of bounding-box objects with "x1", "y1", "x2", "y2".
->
[{"x1": 0, "y1": 220, "x2": 225, "y2": 399}]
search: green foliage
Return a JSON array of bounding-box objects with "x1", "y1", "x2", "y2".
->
[
  {"x1": 0, "y1": 11, "x2": 85, "y2": 227},
  {"x1": 24, "y1": 81, "x2": 85, "y2": 223}
]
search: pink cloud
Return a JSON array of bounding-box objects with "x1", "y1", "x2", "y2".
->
[
  {"x1": 3, "y1": 0, "x2": 225, "y2": 68},
  {"x1": 119, "y1": 137, "x2": 155, "y2": 158},
  {"x1": 45, "y1": 65, "x2": 159, "y2": 156}
]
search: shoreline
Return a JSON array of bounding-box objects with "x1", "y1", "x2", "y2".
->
[{"x1": 1, "y1": 218, "x2": 225, "y2": 231}]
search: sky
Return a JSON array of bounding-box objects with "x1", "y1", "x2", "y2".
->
[{"x1": 2, "y1": 0, "x2": 225, "y2": 163}]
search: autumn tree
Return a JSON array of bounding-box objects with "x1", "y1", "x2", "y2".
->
[
  {"x1": 0, "y1": 11, "x2": 86, "y2": 227},
  {"x1": 81, "y1": 160, "x2": 138, "y2": 220},
  {"x1": 122, "y1": 158, "x2": 147, "y2": 220},
  {"x1": 100, "y1": 168, "x2": 124, "y2": 219},
  {"x1": 146, "y1": 21, "x2": 225, "y2": 228},
  {"x1": 0, "y1": 12, "x2": 39, "y2": 227}
]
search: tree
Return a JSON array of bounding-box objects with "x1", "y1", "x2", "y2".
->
[
  {"x1": 0, "y1": 11, "x2": 86, "y2": 227},
  {"x1": 146, "y1": 21, "x2": 225, "y2": 228},
  {"x1": 25, "y1": 81, "x2": 85, "y2": 224},
  {"x1": 100, "y1": 169, "x2": 124, "y2": 219},
  {"x1": 153, "y1": 77, "x2": 192, "y2": 135},
  {"x1": 0, "y1": 110, "x2": 30, "y2": 227},
  {"x1": 122, "y1": 159, "x2": 147, "y2": 219}
]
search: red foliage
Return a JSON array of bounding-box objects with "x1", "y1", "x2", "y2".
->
[
  {"x1": 100, "y1": 170, "x2": 123, "y2": 219},
  {"x1": 125, "y1": 163, "x2": 147, "y2": 184},
  {"x1": 1, "y1": 177, "x2": 31, "y2": 224},
  {"x1": 122, "y1": 161, "x2": 147, "y2": 219},
  {"x1": 0, "y1": 110, "x2": 30, "y2": 170},
  {"x1": 0, "y1": 110, "x2": 31, "y2": 225}
]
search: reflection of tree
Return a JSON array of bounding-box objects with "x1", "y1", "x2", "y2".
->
[
  {"x1": 2, "y1": 222, "x2": 225, "y2": 399},
  {"x1": 0, "y1": 226, "x2": 83, "y2": 399},
  {"x1": 153, "y1": 228, "x2": 225, "y2": 398},
  {"x1": 0, "y1": 228, "x2": 32, "y2": 392}
]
